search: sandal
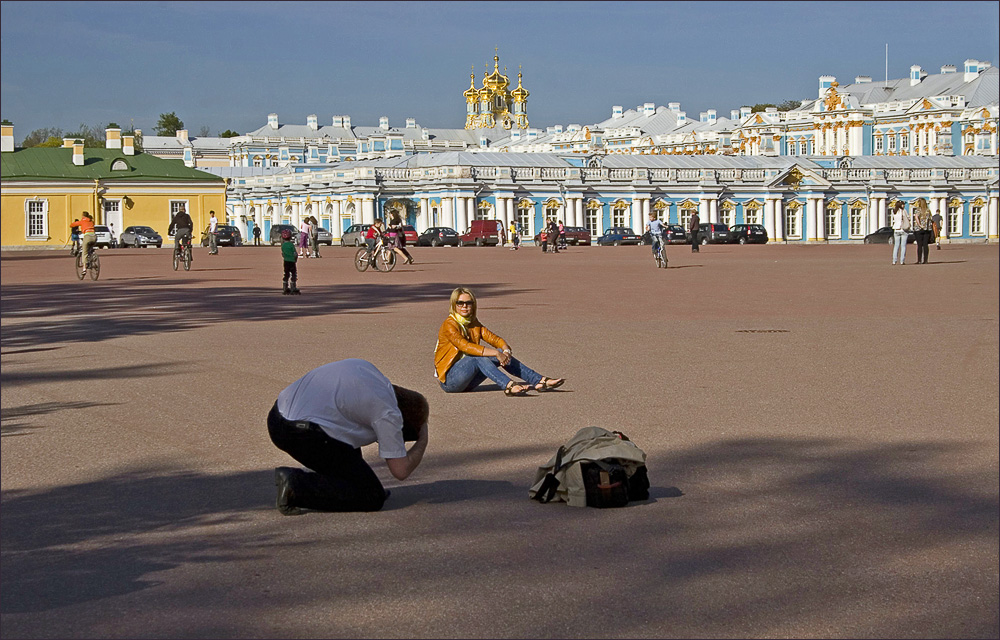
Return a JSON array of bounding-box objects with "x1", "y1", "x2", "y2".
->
[
  {"x1": 535, "y1": 377, "x2": 565, "y2": 392},
  {"x1": 504, "y1": 382, "x2": 530, "y2": 396}
]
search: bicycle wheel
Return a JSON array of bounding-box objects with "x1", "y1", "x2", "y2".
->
[
  {"x1": 375, "y1": 247, "x2": 396, "y2": 272},
  {"x1": 75, "y1": 253, "x2": 85, "y2": 279},
  {"x1": 173, "y1": 250, "x2": 180, "y2": 271},
  {"x1": 89, "y1": 253, "x2": 101, "y2": 280},
  {"x1": 354, "y1": 247, "x2": 371, "y2": 272},
  {"x1": 183, "y1": 247, "x2": 192, "y2": 271}
]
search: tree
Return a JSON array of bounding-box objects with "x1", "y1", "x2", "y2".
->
[
  {"x1": 37, "y1": 136, "x2": 64, "y2": 147},
  {"x1": 218, "y1": 129, "x2": 241, "y2": 138},
  {"x1": 63, "y1": 124, "x2": 105, "y2": 147},
  {"x1": 21, "y1": 127, "x2": 64, "y2": 147},
  {"x1": 198, "y1": 125, "x2": 211, "y2": 137},
  {"x1": 155, "y1": 112, "x2": 184, "y2": 136},
  {"x1": 751, "y1": 100, "x2": 803, "y2": 113}
]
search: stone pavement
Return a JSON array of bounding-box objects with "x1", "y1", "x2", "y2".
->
[{"x1": 1, "y1": 242, "x2": 998, "y2": 639}]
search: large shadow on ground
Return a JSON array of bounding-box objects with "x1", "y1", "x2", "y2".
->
[
  {"x1": 1, "y1": 438, "x2": 996, "y2": 638},
  {"x1": 0, "y1": 282, "x2": 533, "y2": 350}
]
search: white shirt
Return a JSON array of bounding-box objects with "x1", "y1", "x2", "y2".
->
[
  {"x1": 276, "y1": 359, "x2": 407, "y2": 459},
  {"x1": 892, "y1": 209, "x2": 910, "y2": 231},
  {"x1": 209, "y1": 215, "x2": 218, "y2": 233}
]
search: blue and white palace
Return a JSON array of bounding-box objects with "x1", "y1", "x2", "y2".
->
[{"x1": 175, "y1": 54, "x2": 997, "y2": 243}]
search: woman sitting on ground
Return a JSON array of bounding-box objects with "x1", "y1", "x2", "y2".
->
[{"x1": 434, "y1": 287, "x2": 565, "y2": 396}]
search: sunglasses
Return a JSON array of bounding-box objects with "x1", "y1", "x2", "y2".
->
[{"x1": 456, "y1": 300, "x2": 474, "y2": 306}]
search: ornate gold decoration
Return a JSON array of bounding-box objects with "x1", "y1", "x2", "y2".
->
[
  {"x1": 755, "y1": 114, "x2": 764, "y2": 124},
  {"x1": 586, "y1": 199, "x2": 602, "y2": 209},
  {"x1": 824, "y1": 82, "x2": 844, "y2": 111},
  {"x1": 653, "y1": 200, "x2": 668, "y2": 210},
  {"x1": 972, "y1": 197, "x2": 986, "y2": 206},
  {"x1": 785, "y1": 200, "x2": 802, "y2": 210},
  {"x1": 922, "y1": 98, "x2": 934, "y2": 110},
  {"x1": 786, "y1": 167, "x2": 805, "y2": 191}
]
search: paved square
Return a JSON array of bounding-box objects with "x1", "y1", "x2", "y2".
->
[{"x1": 2, "y1": 242, "x2": 998, "y2": 638}]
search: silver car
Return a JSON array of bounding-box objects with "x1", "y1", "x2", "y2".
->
[
  {"x1": 120, "y1": 225, "x2": 163, "y2": 248},
  {"x1": 340, "y1": 223, "x2": 371, "y2": 247},
  {"x1": 317, "y1": 226, "x2": 334, "y2": 246}
]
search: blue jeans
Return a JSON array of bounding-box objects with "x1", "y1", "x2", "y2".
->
[
  {"x1": 440, "y1": 355, "x2": 543, "y2": 393},
  {"x1": 892, "y1": 230, "x2": 908, "y2": 264}
]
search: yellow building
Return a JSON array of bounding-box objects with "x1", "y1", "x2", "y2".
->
[{"x1": 1, "y1": 123, "x2": 226, "y2": 249}]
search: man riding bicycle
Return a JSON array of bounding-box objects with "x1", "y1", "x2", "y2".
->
[
  {"x1": 168, "y1": 206, "x2": 194, "y2": 257},
  {"x1": 646, "y1": 212, "x2": 668, "y2": 266},
  {"x1": 70, "y1": 212, "x2": 97, "y2": 274}
]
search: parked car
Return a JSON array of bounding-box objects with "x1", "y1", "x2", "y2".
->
[
  {"x1": 340, "y1": 223, "x2": 371, "y2": 246},
  {"x1": 269, "y1": 224, "x2": 298, "y2": 245},
  {"x1": 641, "y1": 224, "x2": 687, "y2": 245},
  {"x1": 401, "y1": 225, "x2": 418, "y2": 245},
  {"x1": 93, "y1": 225, "x2": 116, "y2": 248},
  {"x1": 316, "y1": 226, "x2": 333, "y2": 245},
  {"x1": 535, "y1": 226, "x2": 591, "y2": 245},
  {"x1": 729, "y1": 224, "x2": 769, "y2": 245},
  {"x1": 120, "y1": 225, "x2": 162, "y2": 248},
  {"x1": 596, "y1": 227, "x2": 641, "y2": 246},
  {"x1": 864, "y1": 226, "x2": 915, "y2": 244},
  {"x1": 417, "y1": 226, "x2": 460, "y2": 246},
  {"x1": 459, "y1": 219, "x2": 503, "y2": 246},
  {"x1": 203, "y1": 224, "x2": 242, "y2": 247},
  {"x1": 696, "y1": 223, "x2": 732, "y2": 245}
]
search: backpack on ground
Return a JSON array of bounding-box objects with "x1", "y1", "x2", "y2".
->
[{"x1": 529, "y1": 427, "x2": 650, "y2": 508}]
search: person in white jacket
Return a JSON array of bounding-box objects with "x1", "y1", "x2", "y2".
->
[{"x1": 891, "y1": 202, "x2": 911, "y2": 265}]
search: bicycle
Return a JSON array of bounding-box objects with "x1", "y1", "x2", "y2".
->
[
  {"x1": 75, "y1": 245, "x2": 101, "y2": 280},
  {"x1": 653, "y1": 234, "x2": 669, "y2": 269},
  {"x1": 354, "y1": 234, "x2": 397, "y2": 272},
  {"x1": 172, "y1": 235, "x2": 193, "y2": 271},
  {"x1": 69, "y1": 238, "x2": 81, "y2": 257}
]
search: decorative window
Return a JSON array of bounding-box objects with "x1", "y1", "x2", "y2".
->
[
  {"x1": 900, "y1": 135, "x2": 909, "y2": 151},
  {"x1": 517, "y1": 206, "x2": 532, "y2": 236},
  {"x1": 947, "y1": 203, "x2": 962, "y2": 236},
  {"x1": 111, "y1": 159, "x2": 129, "y2": 171},
  {"x1": 788, "y1": 141, "x2": 797, "y2": 156},
  {"x1": 784, "y1": 207, "x2": 800, "y2": 238},
  {"x1": 680, "y1": 207, "x2": 696, "y2": 230},
  {"x1": 849, "y1": 207, "x2": 864, "y2": 237},
  {"x1": 612, "y1": 205, "x2": 628, "y2": 228},
  {"x1": 26, "y1": 199, "x2": 48, "y2": 239},
  {"x1": 745, "y1": 208, "x2": 760, "y2": 225},
  {"x1": 801, "y1": 141, "x2": 808, "y2": 155},
  {"x1": 253, "y1": 156, "x2": 263, "y2": 168},
  {"x1": 720, "y1": 208, "x2": 732, "y2": 226},
  {"x1": 825, "y1": 207, "x2": 839, "y2": 238},
  {"x1": 970, "y1": 205, "x2": 984, "y2": 235},
  {"x1": 874, "y1": 136, "x2": 884, "y2": 153},
  {"x1": 169, "y1": 200, "x2": 188, "y2": 226},
  {"x1": 887, "y1": 135, "x2": 896, "y2": 152},
  {"x1": 585, "y1": 207, "x2": 600, "y2": 237},
  {"x1": 476, "y1": 202, "x2": 491, "y2": 221}
]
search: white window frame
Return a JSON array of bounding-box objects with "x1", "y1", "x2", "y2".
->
[
  {"x1": 517, "y1": 207, "x2": 532, "y2": 237},
  {"x1": 25, "y1": 199, "x2": 48, "y2": 240},
  {"x1": 825, "y1": 207, "x2": 839, "y2": 238},
  {"x1": 784, "y1": 208, "x2": 800, "y2": 238},
  {"x1": 970, "y1": 205, "x2": 984, "y2": 235},
  {"x1": 720, "y1": 208, "x2": 732, "y2": 227},
  {"x1": 874, "y1": 136, "x2": 884, "y2": 153},
  {"x1": 887, "y1": 135, "x2": 896, "y2": 152},
  {"x1": 745, "y1": 208, "x2": 760, "y2": 225},
  {"x1": 612, "y1": 206, "x2": 628, "y2": 228},
  {"x1": 947, "y1": 204, "x2": 962, "y2": 236},
  {"x1": 680, "y1": 208, "x2": 696, "y2": 230},
  {"x1": 849, "y1": 207, "x2": 864, "y2": 237},
  {"x1": 585, "y1": 207, "x2": 600, "y2": 237}
]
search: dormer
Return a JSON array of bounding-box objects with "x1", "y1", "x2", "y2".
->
[
  {"x1": 379, "y1": 116, "x2": 389, "y2": 130},
  {"x1": 612, "y1": 106, "x2": 623, "y2": 119},
  {"x1": 307, "y1": 114, "x2": 318, "y2": 131},
  {"x1": 267, "y1": 113, "x2": 279, "y2": 130}
]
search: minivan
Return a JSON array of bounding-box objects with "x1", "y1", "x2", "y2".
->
[
  {"x1": 696, "y1": 223, "x2": 731, "y2": 245},
  {"x1": 459, "y1": 219, "x2": 503, "y2": 246}
]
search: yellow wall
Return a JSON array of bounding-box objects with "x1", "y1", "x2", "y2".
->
[{"x1": 1, "y1": 181, "x2": 226, "y2": 248}]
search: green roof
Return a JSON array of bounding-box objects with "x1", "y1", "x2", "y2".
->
[{"x1": 1, "y1": 147, "x2": 225, "y2": 182}]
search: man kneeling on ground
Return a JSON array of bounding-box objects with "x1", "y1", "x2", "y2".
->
[{"x1": 267, "y1": 359, "x2": 429, "y2": 514}]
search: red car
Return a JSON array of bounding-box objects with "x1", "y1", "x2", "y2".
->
[{"x1": 401, "y1": 225, "x2": 418, "y2": 245}]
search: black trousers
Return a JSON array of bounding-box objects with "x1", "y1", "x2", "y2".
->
[
  {"x1": 282, "y1": 261, "x2": 297, "y2": 283},
  {"x1": 690, "y1": 231, "x2": 700, "y2": 252},
  {"x1": 267, "y1": 403, "x2": 387, "y2": 512},
  {"x1": 915, "y1": 229, "x2": 932, "y2": 263}
]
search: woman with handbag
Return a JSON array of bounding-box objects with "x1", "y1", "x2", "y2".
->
[
  {"x1": 890, "y1": 201, "x2": 911, "y2": 266},
  {"x1": 912, "y1": 203, "x2": 933, "y2": 264},
  {"x1": 386, "y1": 211, "x2": 414, "y2": 265},
  {"x1": 434, "y1": 287, "x2": 565, "y2": 396}
]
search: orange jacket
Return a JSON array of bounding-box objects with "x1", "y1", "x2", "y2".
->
[
  {"x1": 434, "y1": 316, "x2": 509, "y2": 382},
  {"x1": 71, "y1": 218, "x2": 95, "y2": 234}
]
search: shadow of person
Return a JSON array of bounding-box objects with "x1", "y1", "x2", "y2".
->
[{"x1": 382, "y1": 479, "x2": 517, "y2": 509}]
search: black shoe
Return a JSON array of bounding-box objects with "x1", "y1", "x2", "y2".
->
[{"x1": 275, "y1": 467, "x2": 304, "y2": 515}]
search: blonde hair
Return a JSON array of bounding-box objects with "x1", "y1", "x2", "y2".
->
[{"x1": 449, "y1": 287, "x2": 477, "y2": 319}]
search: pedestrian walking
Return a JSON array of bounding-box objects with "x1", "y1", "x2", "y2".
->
[
  {"x1": 689, "y1": 212, "x2": 701, "y2": 252},
  {"x1": 208, "y1": 210, "x2": 219, "y2": 255},
  {"x1": 931, "y1": 210, "x2": 943, "y2": 250}
]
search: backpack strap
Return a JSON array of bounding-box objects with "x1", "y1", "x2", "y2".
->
[{"x1": 532, "y1": 446, "x2": 566, "y2": 503}]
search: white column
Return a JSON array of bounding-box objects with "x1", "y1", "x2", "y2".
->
[
  {"x1": 443, "y1": 197, "x2": 455, "y2": 230},
  {"x1": 988, "y1": 194, "x2": 999, "y2": 241},
  {"x1": 419, "y1": 198, "x2": 429, "y2": 231},
  {"x1": 805, "y1": 198, "x2": 817, "y2": 241},
  {"x1": 708, "y1": 197, "x2": 719, "y2": 224},
  {"x1": 468, "y1": 197, "x2": 477, "y2": 223},
  {"x1": 877, "y1": 197, "x2": 887, "y2": 229},
  {"x1": 455, "y1": 196, "x2": 467, "y2": 232},
  {"x1": 775, "y1": 199, "x2": 785, "y2": 240},
  {"x1": 763, "y1": 198, "x2": 775, "y2": 240},
  {"x1": 574, "y1": 198, "x2": 583, "y2": 228},
  {"x1": 361, "y1": 197, "x2": 375, "y2": 225},
  {"x1": 641, "y1": 198, "x2": 650, "y2": 225},
  {"x1": 630, "y1": 198, "x2": 641, "y2": 232},
  {"x1": 699, "y1": 198, "x2": 710, "y2": 227}
]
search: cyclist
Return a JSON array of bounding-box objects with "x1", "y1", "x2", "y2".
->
[
  {"x1": 70, "y1": 212, "x2": 97, "y2": 275},
  {"x1": 364, "y1": 219, "x2": 385, "y2": 263},
  {"x1": 168, "y1": 206, "x2": 194, "y2": 260},
  {"x1": 70, "y1": 219, "x2": 82, "y2": 256},
  {"x1": 645, "y1": 212, "x2": 668, "y2": 266}
]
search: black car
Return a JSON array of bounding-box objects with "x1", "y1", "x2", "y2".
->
[
  {"x1": 864, "y1": 226, "x2": 915, "y2": 244},
  {"x1": 203, "y1": 224, "x2": 243, "y2": 247},
  {"x1": 641, "y1": 224, "x2": 687, "y2": 245},
  {"x1": 269, "y1": 224, "x2": 299, "y2": 245},
  {"x1": 729, "y1": 224, "x2": 769, "y2": 245},
  {"x1": 696, "y1": 223, "x2": 731, "y2": 245},
  {"x1": 417, "y1": 226, "x2": 460, "y2": 247},
  {"x1": 596, "y1": 227, "x2": 641, "y2": 246}
]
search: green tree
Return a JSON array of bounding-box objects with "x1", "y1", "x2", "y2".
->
[
  {"x1": 37, "y1": 136, "x2": 64, "y2": 147},
  {"x1": 21, "y1": 127, "x2": 64, "y2": 147},
  {"x1": 155, "y1": 112, "x2": 184, "y2": 136},
  {"x1": 752, "y1": 100, "x2": 803, "y2": 113},
  {"x1": 218, "y1": 129, "x2": 241, "y2": 138},
  {"x1": 63, "y1": 124, "x2": 105, "y2": 147}
]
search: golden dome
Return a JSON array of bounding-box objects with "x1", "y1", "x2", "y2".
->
[
  {"x1": 463, "y1": 68, "x2": 478, "y2": 102},
  {"x1": 511, "y1": 71, "x2": 529, "y2": 102},
  {"x1": 483, "y1": 55, "x2": 510, "y2": 92}
]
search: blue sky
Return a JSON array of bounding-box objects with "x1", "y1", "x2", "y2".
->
[{"x1": 2, "y1": 1, "x2": 998, "y2": 140}]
